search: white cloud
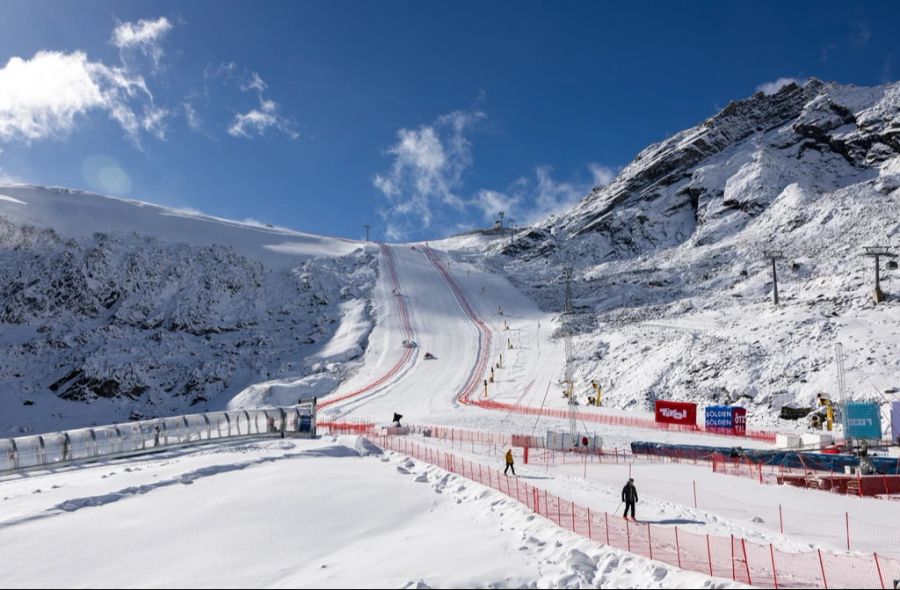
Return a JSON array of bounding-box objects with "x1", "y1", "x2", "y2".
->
[
  {"x1": 112, "y1": 17, "x2": 173, "y2": 69},
  {"x1": 228, "y1": 97, "x2": 297, "y2": 139},
  {"x1": 183, "y1": 101, "x2": 201, "y2": 131},
  {"x1": 588, "y1": 163, "x2": 616, "y2": 187},
  {"x1": 0, "y1": 50, "x2": 165, "y2": 144},
  {"x1": 240, "y1": 72, "x2": 268, "y2": 94},
  {"x1": 471, "y1": 189, "x2": 521, "y2": 222},
  {"x1": 756, "y1": 77, "x2": 799, "y2": 95},
  {"x1": 531, "y1": 165, "x2": 587, "y2": 221},
  {"x1": 206, "y1": 65, "x2": 296, "y2": 140},
  {"x1": 374, "y1": 110, "x2": 484, "y2": 236},
  {"x1": 475, "y1": 164, "x2": 599, "y2": 227}
]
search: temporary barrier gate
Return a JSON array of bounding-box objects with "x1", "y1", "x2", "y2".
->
[{"x1": 546, "y1": 431, "x2": 603, "y2": 450}]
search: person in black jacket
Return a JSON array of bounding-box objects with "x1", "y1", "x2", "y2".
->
[{"x1": 622, "y1": 478, "x2": 638, "y2": 520}]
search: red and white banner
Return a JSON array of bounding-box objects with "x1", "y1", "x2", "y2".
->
[{"x1": 654, "y1": 400, "x2": 697, "y2": 426}]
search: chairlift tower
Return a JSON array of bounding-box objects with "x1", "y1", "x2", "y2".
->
[
  {"x1": 762, "y1": 249, "x2": 784, "y2": 306},
  {"x1": 862, "y1": 246, "x2": 896, "y2": 304},
  {"x1": 835, "y1": 342, "x2": 847, "y2": 439},
  {"x1": 562, "y1": 266, "x2": 577, "y2": 444}
]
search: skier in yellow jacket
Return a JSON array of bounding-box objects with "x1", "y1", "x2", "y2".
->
[{"x1": 504, "y1": 449, "x2": 516, "y2": 476}]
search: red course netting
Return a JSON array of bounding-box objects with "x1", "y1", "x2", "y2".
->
[
  {"x1": 318, "y1": 244, "x2": 415, "y2": 410},
  {"x1": 374, "y1": 434, "x2": 900, "y2": 589}
]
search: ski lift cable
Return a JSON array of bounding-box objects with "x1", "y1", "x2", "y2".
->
[
  {"x1": 530, "y1": 380, "x2": 552, "y2": 437},
  {"x1": 501, "y1": 379, "x2": 535, "y2": 424}
]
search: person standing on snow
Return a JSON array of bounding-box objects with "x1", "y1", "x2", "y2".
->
[
  {"x1": 504, "y1": 449, "x2": 516, "y2": 476},
  {"x1": 622, "y1": 478, "x2": 638, "y2": 520}
]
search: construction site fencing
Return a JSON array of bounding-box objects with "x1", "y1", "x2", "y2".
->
[
  {"x1": 1, "y1": 402, "x2": 316, "y2": 475},
  {"x1": 374, "y1": 434, "x2": 900, "y2": 589}
]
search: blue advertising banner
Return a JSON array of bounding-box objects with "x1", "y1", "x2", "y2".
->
[
  {"x1": 844, "y1": 402, "x2": 882, "y2": 439},
  {"x1": 705, "y1": 406, "x2": 734, "y2": 429}
]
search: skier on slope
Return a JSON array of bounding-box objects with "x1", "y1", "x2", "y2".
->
[
  {"x1": 622, "y1": 478, "x2": 638, "y2": 521},
  {"x1": 504, "y1": 449, "x2": 516, "y2": 476}
]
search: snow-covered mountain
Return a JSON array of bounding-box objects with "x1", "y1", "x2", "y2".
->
[
  {"x1": 472, "y1": 78, "x2": 900, "y2": 430},
  {"x1": 0, "y1": 186, "x2": 375, "y2": 434}
]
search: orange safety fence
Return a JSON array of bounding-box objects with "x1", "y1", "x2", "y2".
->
[{"x1": 374, "y1": 434, "x2": 900, "y2": 589}]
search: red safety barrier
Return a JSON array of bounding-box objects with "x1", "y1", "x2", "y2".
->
[
  {"x1": 420, "y1": 246, "x2": 778, "y2": 444},
  {"x1": 319, "y1": 244, "x2": 416, "y2": 410},
  {"x1": 374, "y1": 434, "x2": 900, "y2": 588}
]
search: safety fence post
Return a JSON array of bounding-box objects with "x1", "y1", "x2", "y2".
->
[
  {"x1": 731, "y1": 535, "x2": 736, "y2": 581},
  {"x1": 647, "y1": 524, "x2": 653, "y2": 560},
  {"x1": 706, "y1": 535, "x2": 713, "y2": 576},
  {"x1": 846, "y1": 512, "x2": 851, "y2": 551},
  {"x1": 674, "y1": 527, "x2": 682, "y2": 568},
  {"x1": 587, "y1": 507, "x2": 592, "y2": 540},
  {"x1": 544, "y1": 490, "x2": 549, "y2": 522},
  {"x1": 770, "y1": 544, "x2": 778, "y2": 589},
  {"x1": 571, "y1": 500, "x2": 576, "y2": 532},
  {"x1": 779, "y1": 504, "x2": 784, "y2": 534},
  {"x1": 818, "y1": 548, "x2": 829, "y2": 589},
  {"x1": 693, "y1": 480, "x2": 698, "y2": 509},
  {"x1": 874, "y1": 553, "x2": 885, "y2": 590},
  {"x1": 741, "y1": 538, "x2": 751, "y2": 585},
  {"x1": 626, "y1": 516, "x2": 631, "y2": 552},
  {"x1": 557, "y1": 494, "x2": 561, "y2": 525}
]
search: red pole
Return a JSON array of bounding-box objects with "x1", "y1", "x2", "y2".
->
[
  {"x1": 741, "y1": 538, "x2": 751, "y2": 585},
  {"x1": 818, "y1": 548, "x2": 828, "y2": 589},
  {"x1": 571, "y1": 501, "x2": 576, "y2": 532},
  {"x1": 874, "y1": 553, "x2": 885, "y2": 590},
  {"x1": 674, "y1": 527, "x2": 682, "y2": 568},
  {"x1": 706, "y1": 535, "x2": 713, "y2": 576},
  {"x1": 770, "y1": 544, "x2": 778, "y2": 589},
  {"x1": 544, "y1": 489, "x2": 549, "y2": 522},
  {"x1": 731, "y1": 535, "x2": 736, "y2": 581}
]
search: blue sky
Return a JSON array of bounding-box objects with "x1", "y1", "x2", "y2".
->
[{"x1": 1, "y1": 1, "x2": 898, "y2": 241}]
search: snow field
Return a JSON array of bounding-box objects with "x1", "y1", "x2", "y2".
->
[{"x1": 0, "y1": 436, "x2": 742, "y2": 589}]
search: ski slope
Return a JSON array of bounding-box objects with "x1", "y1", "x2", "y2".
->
[
  {"x1": 7, "y1": 186, "x2": 895, "y2": 588},
  {"x1": 319, "y1": 243, "x2": 779, "y2": 450},
  {"x1": 0, "y1": 184, "x2": 359, "y2": 269},
  {"x1": 0, "y1": 437, "x2": 738, "y2": 589}
]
